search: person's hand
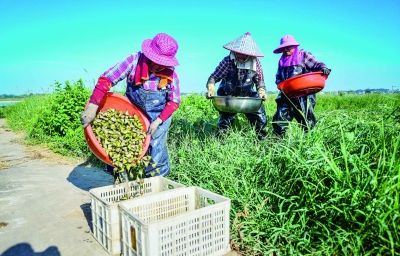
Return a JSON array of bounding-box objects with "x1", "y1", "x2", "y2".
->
[
  {"x1": 257, "y1": 88, "x2": 267, "y2": 101},
  {"x1": 147, "y1": 117, "x2": 162, "y2": 135},
  {"x1": 206, "y1": 83, "x2": 215, "y2": 99},
  {"x1": 80, "y1": 103, "x2": 99, "y2": 128},
  {"x1": 322, "y1": 68, "x2": 331, "y2": 75}
]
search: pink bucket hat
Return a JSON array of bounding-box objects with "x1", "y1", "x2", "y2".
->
[
  {"x1": 273, "y1": 35, "x2": 300, "y2": 54},
  {"x1": 142, "y1": 33, "x2": 179, "y2": 66},
  {"x1": 223, "y1": 32, "x2": 264, "y2": 57}
]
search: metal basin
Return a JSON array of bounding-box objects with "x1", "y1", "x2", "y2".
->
[{"x1": 211, "y1": 96, "x2": 263, "y2": 114}]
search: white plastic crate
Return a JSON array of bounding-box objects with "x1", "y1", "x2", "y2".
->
[
  {"x1": 89, "y1": 176, "x2": 186, "y2": 256},
  {"x1": 119, "y1": 186, "x2": 231, "y2": 256}
]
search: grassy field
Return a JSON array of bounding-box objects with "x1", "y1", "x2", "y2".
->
[{"x1": 2, "y1": 80, "x2": 400, "y2": 255}]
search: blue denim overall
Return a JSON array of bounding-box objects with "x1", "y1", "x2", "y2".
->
[
  {"x1": 272, "y1": 64, "x2": 316, "y2": 136},
  {"x1": 216, "y1": 64, "x2": 267, "y2": 140},
  {"x1": 125, "y1": 86, "x2": 172, "y2": 177}
]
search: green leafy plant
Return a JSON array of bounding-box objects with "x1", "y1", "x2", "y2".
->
[{"x1": 30, "y1": 79, "x2": 90, "y2": 137}]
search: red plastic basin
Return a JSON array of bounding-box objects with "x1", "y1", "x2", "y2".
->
[
  {"x1": 83, "y1": 92, "x2": 151, "y2": 166},
  {"x1": 278, "y1": 72, "x2": 328, "y2": 97}
]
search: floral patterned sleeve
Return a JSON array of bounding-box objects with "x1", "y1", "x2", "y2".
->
[{"x1": 102, "y1": 53, "x2": 139, "y2": 86}]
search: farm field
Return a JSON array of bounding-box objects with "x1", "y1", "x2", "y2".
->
[{"x1": 2, "y1": 80, "x2": 400, "y2": 255}]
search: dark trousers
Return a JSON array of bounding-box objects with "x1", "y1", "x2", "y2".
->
[
  {"x1": 218, "y1": 105, "x2": 268, "y2": 140},
  {"x1": 272, "y1": 93, "x2": 316, "y2": 136}
]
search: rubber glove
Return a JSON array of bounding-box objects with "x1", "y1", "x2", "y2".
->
[
  {"x1": 257, "y1": 88, "x2": 267, "y2": 101},
  {"x1": 80, "y1": 103, "x2": 99, "y2": 128},
  {"x1": 147, "y1": 117, "x2": 162, "y2": 135},
  {"x1": 322, "y1": 68, "x2": 331, "y2": 76},
  {"x1": 206, "y1": 83, "x2": 215, "y2": 99}
]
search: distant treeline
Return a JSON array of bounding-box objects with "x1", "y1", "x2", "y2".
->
[{"x1": 0, "y1": 93, "x2": 42, "y2": 99}]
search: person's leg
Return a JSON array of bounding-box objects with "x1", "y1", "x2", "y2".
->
[
  {"x1": 272, "y1": 95, "x2": 293, "y2": 137},
  {"x1": 293, "y1": 95, "x2": 316, "y2": 132},
  {"x1": 216, "y1": 84, "x2": 235, "y2": 136},
  {"x1": 217, "y1": 112, "x2": 236, "y2": 136},
  {"x1": 306, "y1": 94, "x2": 317, "y2": 130},
  {"x1": 245, "y1": 105, "x2": 268, "y2": 140},
  {"x1": 292, "y1": 96, "x2": 307, "y2": 131},
  {"x1": 103, "y1": 164, "x2": 120, "y2": 182},
  {"x1": 146, "y1": 117, "x2": 172, "y2": 177},
  {"x1": 105, "y1": 164, "x2": 114, "y2": 174}
]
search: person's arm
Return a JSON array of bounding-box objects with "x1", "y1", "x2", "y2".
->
[
  {"x1": 303, "y1": 51, "x2": 331, "y2": 75},
  {"x1": 158, "y1": 72, "x2": 180, "y2": 122},
  {"x1": 253, "y1": 58, "x2": 267, "y2": 99},
  {"x1": 206, "y1": 56, "x2": 231, "y2": 98},
  {"x1": 275, "y1": 65, "x2": 283, "y2": 85},
  {"x1": 88, "y1": 77, "x2": 112, "y2": 105},
  {"x1": 158, "y1": 101, "x2": 179, "y2": 122},
  {"x1": 80, "y1": 53, "x2": 139, "y2": 128},
  {"x1": 147, "y1": 71, "x2": 180, "y2": 135},
  {"x1": 303, "y1": 51, "x2": 327, "y2": 71},
  {"x1": 89, "y1": 53, "x2": 139, "y2": 104}
]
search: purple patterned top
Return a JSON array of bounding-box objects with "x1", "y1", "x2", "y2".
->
[
  {"x1": 275, "y1": 51, "x2": 327, "y2": 85},
  {"x1": 101, "y1": 52, "x2": 181, "y2": 103}
]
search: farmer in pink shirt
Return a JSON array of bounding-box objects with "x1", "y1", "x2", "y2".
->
[{"x1": 80, "y1": 33, "x2": 180, "y2": 178}]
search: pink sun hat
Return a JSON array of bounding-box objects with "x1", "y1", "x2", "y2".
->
[
  {"x1": 142, "y1": 33, "x2": 179, "y2": 66},
  {"x1": 273, "y1": 35, "x2": 300, "y2": 54}
]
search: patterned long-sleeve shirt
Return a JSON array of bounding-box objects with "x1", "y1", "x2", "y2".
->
[
  {"x1": 207, "y1": 55, "x2": 266, "y2": 91},
  {"x1": 275, "y1": 51, "x2": 327, "y2": 85},
  {"x1": 102, "y1": 52, "x2": 181, "y2": 103}
]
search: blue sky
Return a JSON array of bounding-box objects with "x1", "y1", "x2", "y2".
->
[{"x1": 1, "y1": 0, "x2": 399, "y2": 95}]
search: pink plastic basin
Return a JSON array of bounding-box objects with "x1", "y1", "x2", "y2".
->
[
  {"x1": 278, "y1": 72, "x2": 328, "y2": 97},
  {"x1": 83, "y1": 92, "x2": 150, "y2": 166}
]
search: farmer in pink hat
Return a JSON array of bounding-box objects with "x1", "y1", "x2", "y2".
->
[
  {"x1": 272, "y1": 35, "x2": 331, "y2": 137},
  {"x1": 206, "y1": 32, "x2": 268, "y2": 140},
  {"x1": 80, "y1": 33, "x2": 180, "y2": 178}
]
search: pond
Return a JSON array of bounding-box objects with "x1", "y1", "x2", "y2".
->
[{"x1": 0, "y1": 101, "x2": 21, "y2": 107}]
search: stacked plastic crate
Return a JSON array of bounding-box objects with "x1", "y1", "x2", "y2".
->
[
  {"x1": 89, "y1": 176, "x2": 186, "y2": 255},
  {"x1": 119, "y1": 186, "x2": 232, "y2": 256}
]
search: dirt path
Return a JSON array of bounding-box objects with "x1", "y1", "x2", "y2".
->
[{"x1": 0, "y1": 118, "x2": 113, "y2": 256}]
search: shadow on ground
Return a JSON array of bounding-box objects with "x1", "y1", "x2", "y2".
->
[
  {"x1": 67, "y1": 163, "x2": 113, "y2": 233},
  {"x1": 80, "y1": 203, "x2": 93, "y2": 232},
  {"x1": 1, "y1": 243, "x2": 60, "y2": 256},
  {"x1": 67, "y1": 162, "x2": 113, "y2": 191}
]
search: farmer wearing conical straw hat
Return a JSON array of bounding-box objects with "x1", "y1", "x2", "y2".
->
[
  {"x1": 206, "y1": 32, "x2": 267, "y2": 140},
  {"x1": 272, "y1": 35, "x2": 331, "y2": 137}
]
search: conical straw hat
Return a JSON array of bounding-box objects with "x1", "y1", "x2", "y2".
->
[{"x1": 223, "y1": 32, "x2": 264, "y2": 57}]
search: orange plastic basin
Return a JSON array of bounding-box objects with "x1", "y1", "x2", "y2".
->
[
  {"x1": 83, "y1": 92, "x2": 151, "y2": 166},
  {"x1": 278, "y1": 72, "x2": 328, "y2": 97}
]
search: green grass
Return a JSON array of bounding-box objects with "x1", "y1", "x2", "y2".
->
[
  {"x1": 168, "y1": 93, "x2": 400, "y2": 255},
  {"x1": 2, "y1": 80, "x2": 400, "y2": 255},
  {"x1": 2, "y1": 80, "x2": 99, "y2": 164}
]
